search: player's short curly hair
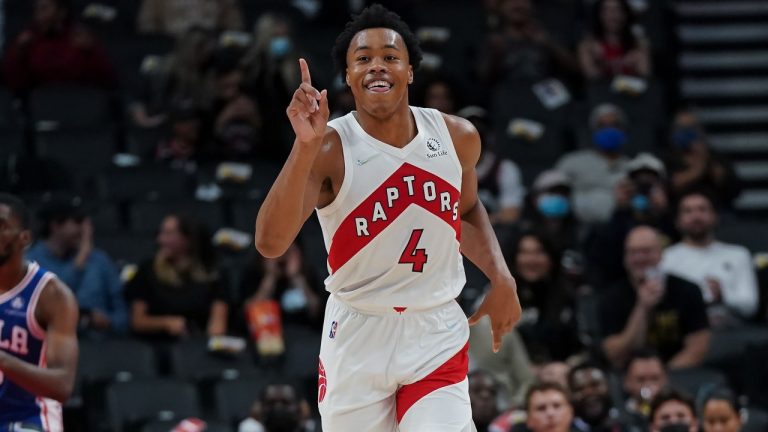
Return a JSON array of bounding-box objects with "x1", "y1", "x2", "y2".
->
[{"x1": 331, "y1": 3, "x2": 423, "y2": 83}]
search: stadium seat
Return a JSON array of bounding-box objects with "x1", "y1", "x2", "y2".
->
[
  {"x1": 716, "y1": 215, "x2": 768, "y2": 253},
  {"x1": 99, "y1": 165, "x2": 195, "y2": 202},
  {"x1": 106, "y1": 379, "x2": 201, "y2": 432},
  {"x1": 34, "y1": 128, "x2": 117, "y2": 186},
  {"x1": 229, "y1": 199, "x2": 264, "y2": 233},
  {"x1": 90, "y1": 201, "x2": 125, "y2": 234},
  {"x1": 29, "y1": 84, "x2": 114, "y2": 129},
  {"x1": 169, "y1": 338, "x2": 258, "y2": 383},
  {"x1": 0, "y1": 87, "x2": 24, "y2": 161},
  {"x1": 129, "y1": 199, "x2": 226, "y2": 234},
  {"x1": 214, "y1": 377, "x2": 271, "y2": 426},
  {"x1": 668, "y1": 367, "x2": 728, "y2": 399},
  {"x1": 97, "y1": 233, "x2": 157, "y2": 265}
]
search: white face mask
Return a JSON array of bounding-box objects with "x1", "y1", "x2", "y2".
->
[{"x1": 281, "y1": 286, "x2": 307, "y2": 312}]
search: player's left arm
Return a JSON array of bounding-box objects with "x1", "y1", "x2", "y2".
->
[
  {"x1": 0, "y1": 278, "x2": 79, "y2": 402},
  {"x1": 443, "y1": 113, "x2": 522, "y2": 352}
]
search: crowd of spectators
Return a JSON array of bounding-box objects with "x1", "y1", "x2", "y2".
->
[{"x1": 1, "y1": 0, "x2": 766, "y2": 431}]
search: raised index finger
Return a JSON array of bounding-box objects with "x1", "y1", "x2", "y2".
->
[{"x1": 299, "y1": 58, "x2": 312, "y2": 85}]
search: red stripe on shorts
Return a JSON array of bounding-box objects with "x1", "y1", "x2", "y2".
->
[{"x1": 395, "y1": 342, "x2": 469, "y2": 423}]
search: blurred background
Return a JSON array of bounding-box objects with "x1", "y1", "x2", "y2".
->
[{"x1": 1, "y1": 0, "x2": 767, "y2": 431}]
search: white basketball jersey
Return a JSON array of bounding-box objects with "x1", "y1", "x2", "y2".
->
[{"x1": 317, "y1": 106, "x2": 466, "y2": 312}]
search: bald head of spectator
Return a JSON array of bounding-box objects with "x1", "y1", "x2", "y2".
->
[{"x1": 624, "y1": 226, "x2": 663, "y2": 284}]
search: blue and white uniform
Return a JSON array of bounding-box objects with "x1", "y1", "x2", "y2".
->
[{"x1": 0, "y1": 262, "x2": 62, "y2": 432}]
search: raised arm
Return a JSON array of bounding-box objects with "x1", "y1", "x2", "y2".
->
[
  {"x1": 444, "y1": 114, "x2": 522, "y2": 352},
  {"x1": 0, "y1": 279, "x2": 78, "y2": 403},
  {"x1": 255, "y1": 59, "x2": 334, "y2": 258}
]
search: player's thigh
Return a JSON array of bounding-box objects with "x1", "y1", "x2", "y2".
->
[
  {"x1": 321, "y1": 395, "x2": 398, "y2": 432},
  {"x1": 397, "y1": 379, "x2": 473, "y2": 432}
]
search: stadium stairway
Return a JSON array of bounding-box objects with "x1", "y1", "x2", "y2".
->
[{"x1": 675, "y1": 0, "x2": 768, "y2": 214}]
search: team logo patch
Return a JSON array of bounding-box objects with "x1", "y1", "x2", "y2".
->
[
  {"x1": 328, "y1": 321, "x2": 338, "y2": 339},
  {"x1": 318, "y1": 358, "x2": 327, "y2": 403},
  {"x1": 11, "y1": 298, "x2": 24, "y2": 310},
  {"x1": 426, "y1": 137, "x2": 441, "y2": 152}
]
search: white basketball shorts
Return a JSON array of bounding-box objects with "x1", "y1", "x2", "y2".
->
[{"x1": 317, "y1": 294, "x2": 474, "y2": 431}]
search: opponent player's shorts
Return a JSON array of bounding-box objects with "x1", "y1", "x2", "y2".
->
[{"x1": 318, "y1": 294, "x2": 474, "y2": 432}]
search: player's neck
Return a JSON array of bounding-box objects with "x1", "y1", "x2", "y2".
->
[
  {"x1": 354, "y1": 105, "x2": 416, "y2": 149},
  {"x1": 0, "y1": 257, "x2": 28, "y2": 293}
]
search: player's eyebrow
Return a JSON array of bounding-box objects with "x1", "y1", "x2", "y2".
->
[{"x1": 354, "y1": 44, "x2": 400, "y2": 52}]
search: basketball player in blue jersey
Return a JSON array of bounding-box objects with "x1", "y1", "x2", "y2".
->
[
  {"x1": 256, "y1": 5, "x2": 521, "y2": 431},
  {"x1": 0, "y1": 194, "x2": 78, "y2": 432}
]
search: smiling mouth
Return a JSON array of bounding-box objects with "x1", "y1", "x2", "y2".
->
[{"x1": 365, "y1": 80, "x2": 393, "y2": 93}]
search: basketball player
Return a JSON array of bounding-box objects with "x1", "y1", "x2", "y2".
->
[
  {"x1": 0, "y1": 194, "x2": 79, "y2": 432},
  {"x1": 255, "y1": 5, "x2": 522, "y2": 431}
]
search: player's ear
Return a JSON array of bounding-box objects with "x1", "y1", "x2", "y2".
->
[
  {"x1": 408, "y1": 66, "x2": 413, "y2": 85},
  {"x1": 345, "y1": 69, "x2": 350, "y2": 87},
  {"x1": 19, "y1": 229, "x2": 32, "y2": 249}
]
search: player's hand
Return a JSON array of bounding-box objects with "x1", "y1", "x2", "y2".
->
[
  {"x1": 468, "y1": 277, "x2": 522, "y2": 353},
  {"x1": 286, "y1": 58, "x2": 329, "y2": 146}
]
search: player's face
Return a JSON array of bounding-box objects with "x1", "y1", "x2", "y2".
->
[
  {"x1": 702, "y1": 400, "x2": 742, "y2": 432},
  {"x1": 652, "y1": 400, "x2": 697, "y2": 432},
  {"x1": 527, "y1": 390, "x2": 574, "y2": 432},
  {"x1": 345, "y1": 28, "x2": 413, "y2": 118},
  {"x1": 0, "y1": 205, "x2": 30, "y2": 267}
]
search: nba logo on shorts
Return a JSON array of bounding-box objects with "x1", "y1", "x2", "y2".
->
[{"x1": 329, "y1": 321, "x2": 338, "y2": 339}]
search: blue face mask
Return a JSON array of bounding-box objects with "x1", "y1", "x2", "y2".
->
[
  {"x1": 593, "y1": 127, "x2": 627, "y2": 152},
  {"x1": 672, "y1": 127, "x2": 700, "y2": 151},
  {"x1": 631, "y1": 194, "x2": 650, "y2": 212},
  {"x1": 269, "y1": 36, "x2": 291, "y2": 58},
  {"x1": 537, "y1": 194, "x2": 570, "y2": 218}
]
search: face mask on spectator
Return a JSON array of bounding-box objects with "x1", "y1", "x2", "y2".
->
[
  {"x1": 281, "y1": 286, "x2": 307, "y2": 312},
  {"x1": 631, "y1": 194, "x2": 650, "y2": 212},
  {"x1": 592, "y1": 127, "x2": 626, "y2": 152},
  {"x1": 672, "y1": 128, "x2": 700, "y2": 151},
  {"x1": 659, "y1": 423, "x2": 691, "y2": 432},
  {"x1": 262, "y1": 407, "x2": 300, "y2": 432},
  {"x1": 270, "y1": 36, "x2": 291, "y2": 58},
  {"x1": 537, "y1": 194, "x2": 570, "y2": 218}
]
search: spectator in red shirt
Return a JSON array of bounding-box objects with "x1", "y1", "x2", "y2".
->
[{"x1": 3, "y1": 0, "x2": 117, "y2": 95}]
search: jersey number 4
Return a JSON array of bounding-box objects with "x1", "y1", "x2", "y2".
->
[{"x1": 399, "y1": 229, "x2": 428, "y2": 272}]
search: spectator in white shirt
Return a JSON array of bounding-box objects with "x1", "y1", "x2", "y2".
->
[{"x1": 661, "y1": 191, "x2": 758, "y2": 326}]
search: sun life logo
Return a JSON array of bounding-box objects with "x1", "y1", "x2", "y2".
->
[{"x1": 426, "y1": 137, "x2": 448, "y2": 159}]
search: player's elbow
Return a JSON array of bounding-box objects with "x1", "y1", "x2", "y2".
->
[
  {"x1": 255, "y1": 236, "x2": 287, "y2": 258},
  {"x1": 51, "y1": 381, "x2": 74, "y2": 404}
]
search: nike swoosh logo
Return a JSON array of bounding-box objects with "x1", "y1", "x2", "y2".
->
[{"x1": 356, "y1": 154, "x2": 379, "y2": 165}]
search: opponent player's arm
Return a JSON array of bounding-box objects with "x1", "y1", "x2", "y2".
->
[
  {"x1": 0, "y1": 279, "x2": 78, "y2": 403},
  {"x1": 444, "y1": 114, "x2": 522, "y2": 351},
  {"x1": 255, "y1": 59, "x2": 331, "y2": 258}
]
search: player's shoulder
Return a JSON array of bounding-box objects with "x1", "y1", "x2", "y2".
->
[
  {"x1": 438, "y1": 112, "x2": 480, "y2": 167},
  {"x1": 38, "y1": 276, "x2": 77, "y2": 313},
  {"x1": 439, "y1": 112, "x2": 479, "y2": 141}
]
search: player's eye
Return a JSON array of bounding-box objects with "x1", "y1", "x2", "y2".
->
[
  {"x1": 356, "y1": 56, "x2": 369, "y2": 62},
  {"x1": 385, "y1": 55, "x2": 397, "y2": 61}
]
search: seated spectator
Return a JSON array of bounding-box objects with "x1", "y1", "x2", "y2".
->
[
  {"x1": 479, "y1": 0, "x2": 579, "y2": 86},
  {"x1": 3, "y1": 0, "x2": 117, "y2": 95},
  {"x1": 586, "y1": 153, "x2": 677, "y2": 288},
  {"x1": 417, "y1": 75, "x2": 462, "y2": 115},
  {"x1": 661, "y1": 192, "x2": 758, "y2": 327},
  {"x1": 242, "y1": 13, "x2": 302, "y2": 161},
  {"x1": 578, "y1": 0, "x2": 650, "y2": 80},
  {"x1": 460, "y1": 106, "x2": 525, "y2": 225},
  {"x1": 557, "y1": 104, "x2": 630, "y2": 224},
  {"x1": 237, "y1": 382, "x2": 315, "y2": 432},
  {"x1": 507, "y1": 232, "x2": 581, "y2": 362},
  {"x1": 207, "y1": 60, "x2": 262, "y2": 160},
  {"x1": 520, "y1": 170, "x2": 582, "y2": 258},
  {"x1": 601, "y1": 226, "x2": 710, "y2": 369},
  {"x1": 125, "y1": 214, "x2": 228, "y2": 339},
  {"x1": 568, "y1": 362, "x2": 629, "y2": 431},
  {"x1": 26, "y1": 196, "x2": 128, "y2": 336},
  {"x1": 470, "y1": 320, "x2": 535, "y2": 408},
  {"x1": 131, "y1": 27, "x2": 216, "y2": 129},
  {"x1": 665, "y1": 109, "x2": 741, "y2": 209},
  {"x1": 469, "y1": 370, "x2": 503, "y2": 432},
  {"x1": 240, "y1": 241, "x2": 324, "y2": 329},
  {"x1": 512, "y1": 382, "x2": 577, "y2": 432},
  {"x1": 650, "y1": 388, "x2": 698, "y2": 432},
  {"x1": 699, "y1": 387, "x2": 743, "y2": 432},
  {"x1": 622, "y1": 349, "x2": 668, "y2": 427},
  {"x1": 137, "y1": 0, "x2": 243, "y2": 37},
  {"x1": 534, "y1": 361, "x2": 571, "y2": 391},
  {"x1": 156, "y1": 99, "x2": 203, "y2": 165}
]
